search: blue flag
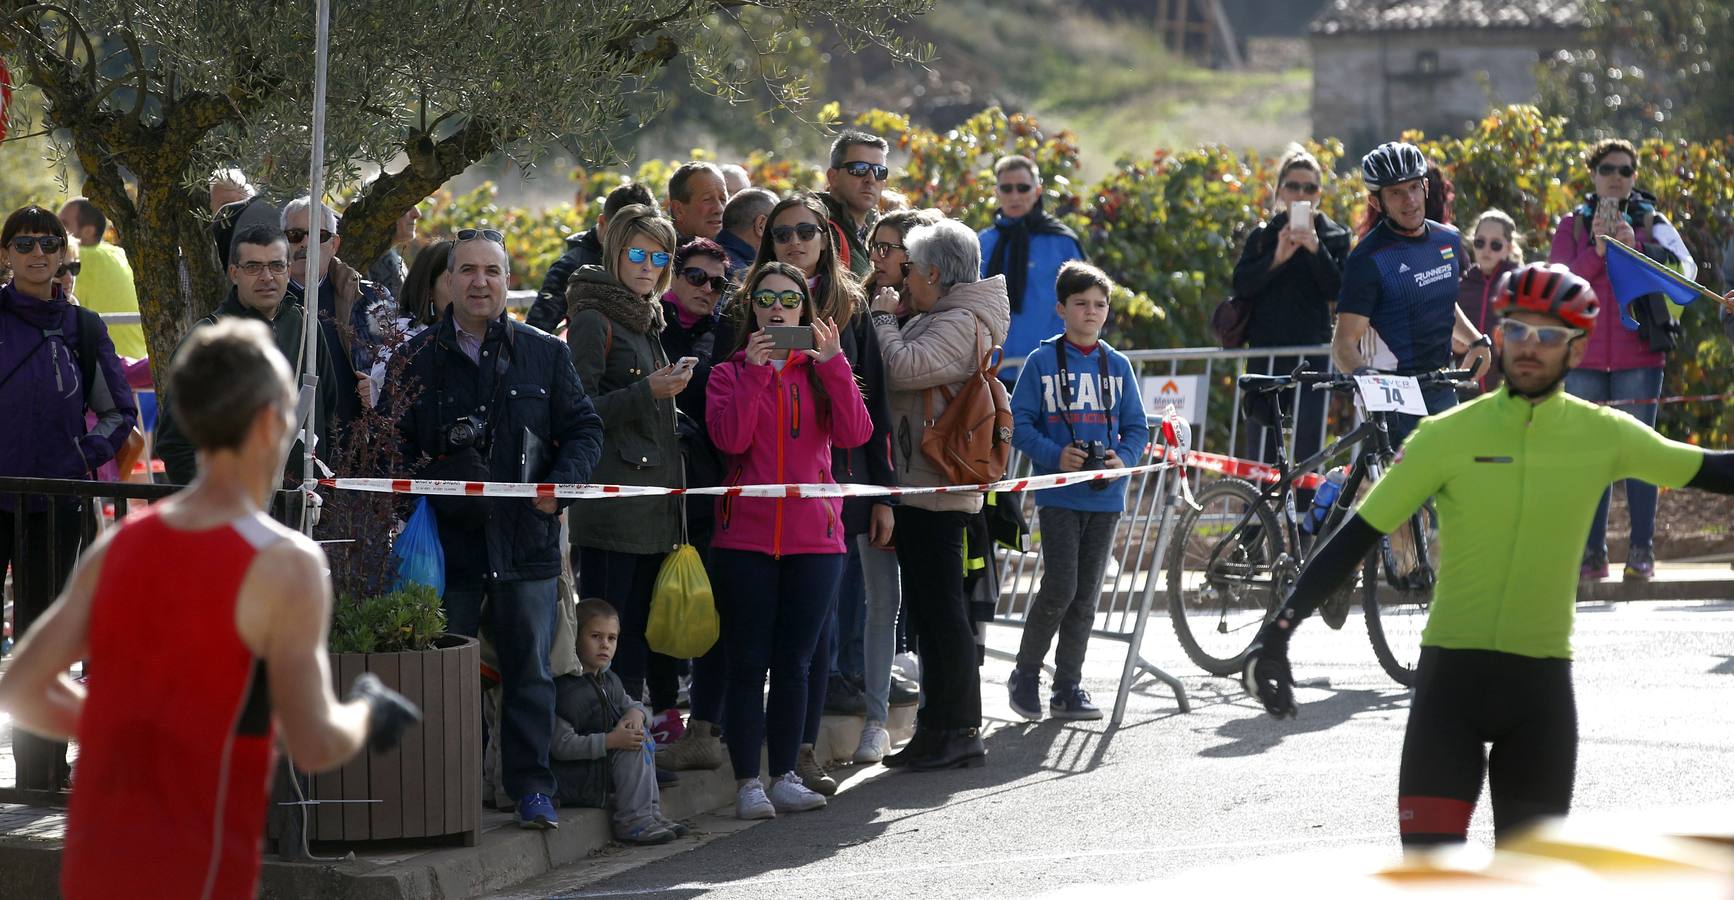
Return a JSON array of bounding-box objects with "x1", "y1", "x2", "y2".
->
[{"x1": 1603, "y1": 238, "x2": 1708, "y2": 330}]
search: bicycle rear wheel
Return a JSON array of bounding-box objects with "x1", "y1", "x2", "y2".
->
[
  {"x1": 1364, "y1": 501, "x2": 1439, "y2": 687},
  {"x1": 1167, "y1": 478, "x2": 1288, "y2": 675}
]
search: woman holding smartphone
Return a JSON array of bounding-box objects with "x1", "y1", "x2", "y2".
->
[
  {"x1": 706, "y1": 262, "x2": 873, "y2": 819},
  {"x1": 567, "y1": 204, "x2": 691, "y2": 745}
]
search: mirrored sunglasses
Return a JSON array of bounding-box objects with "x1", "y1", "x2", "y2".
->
[
  {"x1": 843, "y1": 161, "x2": 889, "y2": 181},
  {"x1": 751, "y1": 289, "x2": 804, "y2": 310},
  {"x1": 627, "y1": 247, "x2": 671, "y2": 267}
]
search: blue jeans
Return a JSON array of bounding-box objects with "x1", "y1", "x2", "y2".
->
[
  {"x1": 830, "y1": 540, "x2": 867, "y2": 680},
  {"x1": 855, "y1": 534, "x2": 902, "y2": 724},
  {"x1": 711, "y1": 549, "x2": 846, "y2": 779},
  {"x1": 1565, "y1": 367, "x2": 1665, "y2": 551},
  {"x1": 1386, "y1": 382, "x2": 1460, "y2": 450},
  {"x1": 444, "y1": 578, "x2": 559, "y2": 799}
]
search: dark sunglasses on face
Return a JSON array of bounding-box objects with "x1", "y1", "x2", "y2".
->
[
  {"x1": 1596, "y1": 163, "x2": 1636, "y2": 178},
  {"x1": 1497, "y1": 318, "x2": 1581, "y2": 347},
  {"x1": 626, "y1": 247, "x2": 671, "y2": 267},
  {"x1": 680, "y1": 268, "x2": 728, "y2": 293},
  {"x1": 56, "y1": 261, "x2": 82, "y2": 278},
  {"x1": 283, "y1": 227, "x2": 335, "y2": 245},
  {"x1": 843, "y1": 161, "x2": 889, "y2": 181},
  {"x1": 871, "y1": 241, "x2": 906, "y2": 259},
  {"x1": 1473, "y1": 237, "x2": 1506, "y2": 252},
  {"x1": 9, "y1": 235, "x2": 66, "y2": 255},
  {"x1": 1282, "y1": 180, "x2": 1321, "y2": 195},
  {"x1": 997, "y1": 182, "x2": 1034, "y2": 194},
  {"x1": 455, "y1": 227, "x2": 505, "y2": 244},
  {"x1": 771, "y1": 223, "x2": 822, "y2": 245},
  {"x1": 752, "y1": 289, "x2": 804, "y2": 310},
  {"x1": 236, "y1": 260, "x2": 290, "y2": 276}
]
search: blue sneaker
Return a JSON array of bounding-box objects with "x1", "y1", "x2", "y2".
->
[
  {"x1": 1050, "y1": 682, "x2": 1103, "y2": 721},
  {"x1": 1007, "y1": 669, "x2": 1043, "y2": 722},
  {"x1": 516, "y1": 792, "x2": 559, "y2": 830}
]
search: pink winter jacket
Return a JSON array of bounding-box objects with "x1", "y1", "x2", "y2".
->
[
  {"x1": 707, "y1": 350, "x2": 874, "y2": 557},
  {"x1": 1549, "y1": 214, "x2": 1662, "y2": 372}
]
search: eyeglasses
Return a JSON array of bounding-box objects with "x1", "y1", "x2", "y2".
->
[
  {"x1": 8, "y1": 235, "x2": 66, "y2": 255},
  {"x1": 1596, "y1": 163, "x2": 1636, "y2": 178},
  {"x1": 1473, "y1": 237, "x2": 1506, "y2": 252},
  {"x1": 751, "y1": 289, "x2": 805, "y2": 310},
  {"x1": 626, "y1": 247, "x2": 671, "y2": 267},
  {"x1": 236, "y1": 260, "x2": 290, "y2": 276},
  {"x1": 871, "y1": 241, "x2": 906, "y2": 259},
  {"x1": 283, "y1": 228, "x2": 334, "y2": 245},
  {"x1": 456, "y1": 228, "x2": 505, "y2": 244},
  {"x1": 997, "y1": 182, "x2": 1034, "y2": 194},
  {"x1": 771, "y1": 223, "x2": 822, "y2": 245},
  {"x1": 842, "y1": 161, "x2": 889, "y2": 181},
  {"x1": 56, "y1": 261, "x2": 82, "y2": 278},
  {"x1": 680, "y1": 268, "x2": 729, "y2": 293},
  {"x1": 1497, "y1": 318, "x2": 1582, "y2": 347},
  {"x1": 1281, "y1": 180, "x2": 1321, "y2": 195}
]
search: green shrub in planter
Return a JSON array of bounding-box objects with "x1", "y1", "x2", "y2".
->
[{"x1": 329, "y1": 583, "x2": 447, "y2": 655}]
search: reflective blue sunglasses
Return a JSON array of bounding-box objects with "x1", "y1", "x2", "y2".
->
[{"x1": 627, "y1": 247, "x2": 671, "y2": 268}]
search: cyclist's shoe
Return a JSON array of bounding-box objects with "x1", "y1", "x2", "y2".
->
[
  {"x1": 1243, "y1": 624, "x2": 1297, "y2": 719},
  {"x1": 1623, "y1": 545, "x2": 1655, "y2": 582},
  {"x1": 1319, "y1": 581, "x2": 1353, "y2": 630},
  {"x1": 1580, "y1": 547, "x2": 1610, "y2": 581}
]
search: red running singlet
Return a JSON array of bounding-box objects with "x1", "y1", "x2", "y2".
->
[{"x1": 62, "y1": 508, "x2": 283, "y2": 900}]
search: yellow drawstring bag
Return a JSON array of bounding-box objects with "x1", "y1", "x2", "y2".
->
[{"x1": 646, "y1": 543, "x2": 718, "y2": 658}]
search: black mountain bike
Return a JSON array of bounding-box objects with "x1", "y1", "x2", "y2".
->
[{"x1": 1165, "y1": 367, "x2": 1473, "y2": 686}]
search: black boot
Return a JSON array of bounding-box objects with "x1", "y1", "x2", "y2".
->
[
  {"x1": 908, "y1": 728, "x2": 986, "y2": 771},
  {"x1": 882, "y1": 727, "x2": 940, "y2": 769}
]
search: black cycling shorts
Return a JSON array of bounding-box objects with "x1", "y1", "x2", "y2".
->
[{"x1": 1397, "y1": 646, "x2": 1576, "y2": 846}]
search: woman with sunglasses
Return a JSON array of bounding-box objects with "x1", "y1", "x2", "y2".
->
[
  {"x1": 0, "y1": 205, "x2": 139, "y2": 786},
  {"x1": 1458, "y1": 210, "x2": 1523, "y2": 393},
  {"x1": 1231, "y1": 146, "x2": 1351, "y2": 467},
  {"x1": 1551, "y1": 138, "x2": 1698, "y2": 583},
  {"x1": 867, "y1": 208, "x2": 943, "y2": 323},
  {"x1": 566, "y1": 204, "x2": 692, "y2": 745},
  {"x1": 706, "y1": 262, "x2": 872, "y2": 819},
  {"x1": 979, "y1": 155, "x2": 1085, "y2": 377}
]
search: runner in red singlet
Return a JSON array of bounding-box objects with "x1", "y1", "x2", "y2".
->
[{"x1": 0, "y1": 318, "x2": 417, "y2": 899}]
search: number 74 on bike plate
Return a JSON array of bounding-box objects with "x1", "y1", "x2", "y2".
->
[{"x1": 1353, "y1": 374, "x2": 1429, "y2": 416}]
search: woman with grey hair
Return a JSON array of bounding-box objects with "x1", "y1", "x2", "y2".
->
[{"x1": 867, "y1": 218, "x2": 1010, "y2": 771}]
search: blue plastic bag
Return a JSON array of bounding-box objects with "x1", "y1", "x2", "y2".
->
[{"x1": 391, "y1": 497, "x2": 446, "y2": 596}]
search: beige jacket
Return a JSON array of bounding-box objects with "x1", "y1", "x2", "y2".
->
[{"x1": 873, "y1": 275, "x2": 1011, "y2": 513}]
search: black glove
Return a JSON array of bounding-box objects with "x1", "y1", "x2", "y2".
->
[
  {"x1": 348, "y1": 672, "x2": 422, "y2": 753},
  {"x1": 1243, "y1": 613, "x2": 1299, "y2": 719}
]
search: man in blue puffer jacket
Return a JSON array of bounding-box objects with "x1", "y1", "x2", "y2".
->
[{"x1": 979, "y1": 155, "x2": 1087, "y2": 381}]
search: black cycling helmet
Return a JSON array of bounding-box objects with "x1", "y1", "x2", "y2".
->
[{"x1": 1360, "y1": 141, "x2": 1428, "y2": 190}]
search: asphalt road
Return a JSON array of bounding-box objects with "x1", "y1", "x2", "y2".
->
[{"x1": 495, "y1": 598, "x2": 1734, "y2": 899}]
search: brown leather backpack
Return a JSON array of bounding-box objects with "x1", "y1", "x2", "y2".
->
[{"x1": 920, "y1": 319, "x2": 1013, "y2": 485}]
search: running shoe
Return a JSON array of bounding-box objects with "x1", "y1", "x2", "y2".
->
[{"x1": 1623, "y1": 545, "x2": 1655, "y2": 582}]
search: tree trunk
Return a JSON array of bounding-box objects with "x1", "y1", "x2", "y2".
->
[
  {"x1": 126, "y1": 182, "x2": 199, "y2": 389},
  {"x1": 339, "y1": 122, "x2": 504, "y2": 279}
]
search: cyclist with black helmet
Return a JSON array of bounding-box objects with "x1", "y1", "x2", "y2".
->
[
  {"x1": 1334, "y1": 141, "x2": 1493, "y2": 447},
  {"x1": 1246, "y1": 262, "x2": 1734, "y2": 847}
]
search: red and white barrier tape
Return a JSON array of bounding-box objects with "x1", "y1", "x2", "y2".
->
[{"x1": 1597, "y1": 391, "x2": 1733, "y2": 408}]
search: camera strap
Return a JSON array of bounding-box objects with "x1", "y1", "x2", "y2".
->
[
  {"x1": 434, "y1": 314, "x2": 514, "y2": 457},
  {"x1": 1052, "y1": 339, "x2": 1110, "y2": 445}
]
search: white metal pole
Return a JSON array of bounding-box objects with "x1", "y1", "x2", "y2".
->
[{"x1": 300, "y1": 0, "x2": 331, "y2": 535}]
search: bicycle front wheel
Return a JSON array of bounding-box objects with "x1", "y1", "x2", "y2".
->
[
  {"x1": 1167, "y1": 478, "x2": 1288, "y2": 675},
  {"x1": 1364, "y1": 501, "x2": 1439, "y2": 686}
]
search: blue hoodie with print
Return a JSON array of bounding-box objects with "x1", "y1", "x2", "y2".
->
[{"x1": 1009, "y1": 335, "x2": 1149, "y2": 512}]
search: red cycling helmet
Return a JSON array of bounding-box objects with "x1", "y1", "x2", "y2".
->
[{"x1": 1491, "y1": 262, "x2": 1599, "y2": 335}]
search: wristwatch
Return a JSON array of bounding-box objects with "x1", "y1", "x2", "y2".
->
[{"x1": 1470, "y1": 333, "x2": 1493, "y2": 350}]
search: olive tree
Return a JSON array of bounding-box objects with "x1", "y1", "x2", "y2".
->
[{"x1": 0, "y1": 0, "x2": 931, "y2": 370}]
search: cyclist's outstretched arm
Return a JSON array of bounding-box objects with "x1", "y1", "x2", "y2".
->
[{"x1": 1686, "y1": 451, "x2": 1734, "y2": 493}]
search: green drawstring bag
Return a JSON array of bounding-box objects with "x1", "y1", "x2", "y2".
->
[{"x1": 646, "y1": 544, "x2": 718, "y2": 658}]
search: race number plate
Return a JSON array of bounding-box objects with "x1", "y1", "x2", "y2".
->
[{"x1": 1353, "y1": 374, "x2": 1429, "y2": 416}]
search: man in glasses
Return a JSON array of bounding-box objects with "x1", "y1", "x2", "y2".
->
[
  {"x1": 156, "y1": 224, "x2": 339, "y2": 492},
  {"x1": 282, "y1": 196, "x2": 397, "y2": 426},
  {"x1": 1246, "y1": 262, "x2": 1734, "y2": 849},
  {"x1": 58, "y1": 198, "x2": 145, "y2": 361},
  {"x1": 979, "y1": 154, "x2": 1085, "y2": 382},
  {"x1": 667, "y1": 161, "x2": 729, "y2": 244},
  {"x1": 818, "y1": 130, "x2": 890, "y2": 278},
  {"x1": 529, "y1": 182, "x2": 659, "y2": 335}
]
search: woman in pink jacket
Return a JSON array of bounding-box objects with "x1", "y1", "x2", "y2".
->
[{"x1": 706, "y1": 261, "x2": 873, "y2": 821}]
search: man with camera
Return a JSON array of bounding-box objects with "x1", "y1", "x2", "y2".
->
[{"x1": 392, "y1": 230, "x2": 604, "y2": 830}]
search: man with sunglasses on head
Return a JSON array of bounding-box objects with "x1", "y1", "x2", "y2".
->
[
  {"x1": 979, "y1": 154, "x2": 1085, "y2": 383},
  {"x1": 282, "y1": 196, "x2": 396, "y2": 426},
  {"x1": 818, "y1": 130, "x2": 891, "y2": 278},
  {"x1": 1245, "y1": 262, "x2": 1734, "y2": 848},
  {"x1": 391, "y1": 228, "x2": 604, "y2": 830},
  {"x1": 156, "y1": 223, "x2": 340, "y2": 492}
]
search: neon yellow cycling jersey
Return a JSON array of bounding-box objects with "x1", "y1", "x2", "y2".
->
[{"x1": 1356, "y1": 388, "x2": 1704, "y2": 659}]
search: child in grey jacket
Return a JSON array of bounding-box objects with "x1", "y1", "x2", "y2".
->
[{"x1": 552, "y1": 598, "x2": 690, "y2": 844}]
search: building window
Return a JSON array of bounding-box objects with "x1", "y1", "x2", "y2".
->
[{"x1": 1415, "y1": 50, "x2": 1440, "y2": 74}]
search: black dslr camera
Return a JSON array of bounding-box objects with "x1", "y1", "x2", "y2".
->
[
  {"x1": 446, "y1": 414, "x2": 489, "y2": 453},
  {"x1": 1074, "y1": 439, "x2": 1110, "y2": 491}
]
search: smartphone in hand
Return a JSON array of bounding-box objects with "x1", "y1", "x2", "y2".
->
[
  {"x1": 672, "y1": 356, "x2": 699, "y2": 375},
  {"x1": 1594, "y1": 196, "x2": 1623, "y2": 233},
  {"x1": 1288, "y1": 200, "x2": 1314, "y2": 235},
  {"x1": 764, "y1": 325, "x2": 815, "y2": 351}
]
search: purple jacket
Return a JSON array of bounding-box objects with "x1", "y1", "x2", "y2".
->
[
  {"x1": 1549, "y1": 215, "x2": 1663, "y2": 372},
  {"x1": 0, "y1": 283, "x2": 139, "y2": 503}
]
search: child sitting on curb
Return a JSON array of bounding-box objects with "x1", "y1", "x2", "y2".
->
[
  {"x1": 550, "y1": 598, "x2": 692, "y2": 844},
  {"x1": 1006, "y1": 261, "x2": 1150, "y2": 721}
]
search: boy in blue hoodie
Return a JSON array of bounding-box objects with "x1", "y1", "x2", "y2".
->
[{"x1": 1006, "y1": 261, "x2": 1149, "y2": 721}]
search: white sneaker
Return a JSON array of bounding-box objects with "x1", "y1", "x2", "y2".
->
[
  {"x1": 767, "y1": 771, "x2": 827, "y2": 813},
  {"x1": 853, "y1": 723, "x2": 890, "y2": 764},
  {"x1": 893, "y1": 651, "x2": 921, "y2": 682},
  {"x1": 735, "y1": 779, "x2": 775, "y2": 820}
]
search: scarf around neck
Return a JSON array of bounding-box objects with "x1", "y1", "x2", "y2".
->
[{"x1": 986, "y1": 196, "x2": 1082, "y2": 313}]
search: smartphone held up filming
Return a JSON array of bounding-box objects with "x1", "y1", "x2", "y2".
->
[{"x1": 764, "y1": 325, "x2": 815, "y2": 352}]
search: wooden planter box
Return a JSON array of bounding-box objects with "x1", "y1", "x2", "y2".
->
[{"x1": 270, "y1": 633, "x2": 481, "y2": 846}]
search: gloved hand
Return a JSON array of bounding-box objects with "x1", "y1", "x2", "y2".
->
[
  {"x1": 348, "y1": 672, "x2": 422, "y2": 753},
  {"x1": 1243, "y1": 613, "x2": 1299, "y2": 719}
]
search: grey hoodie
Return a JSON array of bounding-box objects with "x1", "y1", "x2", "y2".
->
[{"x1": 550, "y1": 665, "x2": 651, "y2": 762}]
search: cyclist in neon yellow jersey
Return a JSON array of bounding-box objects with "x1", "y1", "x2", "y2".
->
[{"x1": 1246, "y1": 262, "x2": 1734, "y2": 848}]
